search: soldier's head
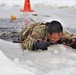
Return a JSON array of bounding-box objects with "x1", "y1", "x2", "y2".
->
[{"x1": 46, "y1": 20, "x2": 63, "y2": 43}]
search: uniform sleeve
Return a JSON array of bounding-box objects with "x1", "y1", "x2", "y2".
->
[
  {"x1": 22, "y1": 36, "x2": 36, "y2": 50},
  {"x1": 22, "y1": 26, "x2": 45, "y2": 50},
  {"x1": 21, "y1": 23, "x2": 46, "y2": 50}
]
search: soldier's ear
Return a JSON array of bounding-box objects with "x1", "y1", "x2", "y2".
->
[{"x1": 59, "y1": 32, "x2": 62, "y2": 37}]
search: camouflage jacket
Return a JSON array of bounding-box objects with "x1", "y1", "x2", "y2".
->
[{"x1": 20, "y1": 22, "x2": 46, "y2": 50}]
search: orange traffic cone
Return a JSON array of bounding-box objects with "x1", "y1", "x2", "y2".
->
[{"x1": 21, "y1": 0, "x2": 34, "y2": 12}]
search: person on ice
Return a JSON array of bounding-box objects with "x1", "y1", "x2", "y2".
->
[{"x1": 20, "y1": 20, "x2": 76, "y2": 50}]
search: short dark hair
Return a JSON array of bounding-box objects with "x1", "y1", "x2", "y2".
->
[{"x1": 46, "y1": 20, "x2": 63, "y2": 35}]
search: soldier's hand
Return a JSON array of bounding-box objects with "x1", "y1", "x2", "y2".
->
[
  {"x1": 32, "y1": 40, "x2": 50, "y2": 50},
  {"x1": 70, "y1": 42, "x2": 76, "y2": 49},
  {"x1": 70, "y1": 38, "x2": 76, "y2": 49}
]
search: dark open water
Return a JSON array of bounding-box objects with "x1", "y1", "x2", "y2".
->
[{"x1": 0, "y1": 18, "x2": 24, "y2": 42}]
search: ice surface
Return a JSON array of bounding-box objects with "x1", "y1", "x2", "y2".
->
[
  {"x1": 0, "y1": 0, "x2": 76, "y2": 75},
  {"x1": 0, "y1": 39, "x2": 76, "y2": 75}
]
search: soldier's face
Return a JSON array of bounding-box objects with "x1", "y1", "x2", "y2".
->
[{"x1": 48, "y1": 32, "x2": 62, "y2": 43}]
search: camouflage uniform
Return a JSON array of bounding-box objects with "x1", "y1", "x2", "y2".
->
[
  {"x1": 20, "y1": 22, "x2": 46, "y2": 50},
  {"x1": 20, "y1": 22, "x2": 76, "y2": 50}
]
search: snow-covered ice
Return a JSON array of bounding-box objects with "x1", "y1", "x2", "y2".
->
[{"x1": 0, "y1": 49, "x2": 35, "y2": 75}]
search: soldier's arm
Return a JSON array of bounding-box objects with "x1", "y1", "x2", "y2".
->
[
  {"x1": 22, "y1": 36, "x2": 36, "y2": 50},
  {"x1": 21, "y1": 23, "x2": 46, "y2": 50},
  {"x1": 22, "y1": 31, "x2": 44, "y2": 50}
]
